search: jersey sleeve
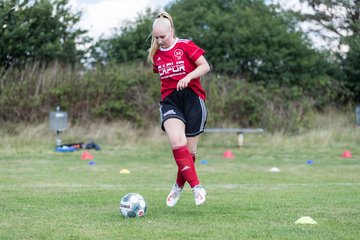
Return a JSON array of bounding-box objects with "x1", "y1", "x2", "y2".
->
[{"x1": 184, "y1": 40, "x2": 205, "y2": 62}]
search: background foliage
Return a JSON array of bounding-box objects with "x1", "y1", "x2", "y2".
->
[
  {"x1": 0, "y1": 0, "x2": 359, "y2": 133},
  {"x1": 0, "y1": 0, "x2": 89, "y2": 67},
  {"x1": 296, "y1": 0, "x2": 360, "y2": 101}
]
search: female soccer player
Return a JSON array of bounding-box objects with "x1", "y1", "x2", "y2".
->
[{"x1": 148, "y1": 12, "x2": 210, "y2": 207}]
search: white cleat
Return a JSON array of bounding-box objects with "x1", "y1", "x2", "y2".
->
[
  {"x1": 166, "y1": 184, "x2": 183, "y2": 207},
  {"x1": 193, "y1": 184, "x2": 206, "y2": 206}
]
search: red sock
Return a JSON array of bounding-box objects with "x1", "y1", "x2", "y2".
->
[
  {"x1": 176, "y1": 153, "x2": 196, "y2": 187},
  {"x1": 173, "y1": 146, "x2": 199, "y2": 188}
]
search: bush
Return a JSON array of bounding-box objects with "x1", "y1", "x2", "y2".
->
[
  {"x1": 203, "y1": 76, "x2": 315, "y2": 133},
  {"x1": 0, "y1": 62, "x2": 159, "y2": 125},
  {"x1": 0, "y1": 62, "x2": 338, "y2": 133}
]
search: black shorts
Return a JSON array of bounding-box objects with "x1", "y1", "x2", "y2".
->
[{"x1": 159, "y1": 88, "x2": 207, "y2": 137}]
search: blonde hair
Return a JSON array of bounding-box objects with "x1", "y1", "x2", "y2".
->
[{"x1": 147, "y1": 12, "x2": 175, "y2": 63}]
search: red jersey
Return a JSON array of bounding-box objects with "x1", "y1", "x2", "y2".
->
[{"x1": 153, "y1": 38, "x2": 206, "y2": 100}]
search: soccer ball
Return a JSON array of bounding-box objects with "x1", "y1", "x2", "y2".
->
[{"x1": 119, "y1": 193, "x2": 147, "y2": 218}]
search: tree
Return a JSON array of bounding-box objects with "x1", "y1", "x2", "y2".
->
[
  {"x1": 0, "y1": 0, "x2": 89, "y2": 68},
  {"x1": 342, "y1": 33, "x2": 360, "y2": 101},
  {"x1": 296, "y1": 0, "x2": 360, "y2": 101},
  {"x1": 297, "y1": 0, "x2": 359, "y2": 47},
  {"x1": 91, "y1": 0, "x2": 335, "y2": 100},
  {"x1": 169, "y1": 0, "x2": 336, "y2": 100}
]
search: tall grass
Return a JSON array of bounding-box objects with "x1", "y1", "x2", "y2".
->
[
  {"x1": 0, "y1": 62, "x2": 348, "y2": 132},
  {"x1": 265, "y1": 107, "x2": 359, "y2": 148},
  {"x1": 0, "y1": 62, "x2": 160, "y2": 124},
  {"x1": 1, "y1": 107, "x2": 358, "y2": 152}
]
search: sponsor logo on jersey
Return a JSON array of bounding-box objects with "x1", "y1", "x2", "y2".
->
[{"x1": 158, "y1": 61, "x2": 185, "y2": 77}]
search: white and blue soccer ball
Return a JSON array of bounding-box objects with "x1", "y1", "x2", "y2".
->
[{"x1": 119, "y1": 193, "x2": 147, "y2": 218}]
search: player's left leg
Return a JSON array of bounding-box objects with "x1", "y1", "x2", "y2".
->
[
  {"x1": 186, "y1": 136, "x2": 206, "y2": 206},
  {"x1": 187, "y1": 136, "x2": 199, "y2": 163},
  {"x1": 183, "y1": 90, "x2": 207, "y2": 206}
]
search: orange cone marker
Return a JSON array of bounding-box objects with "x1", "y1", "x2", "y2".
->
[
  {"x1": 223, "y1": 150, "x2": 234, "y2": 159},
  {"x1": 341, "y1": 150, "x2": 352, "y2": 158},
  {"x1": 81, "y1": 151, "x2": 94, "y2": 160}
]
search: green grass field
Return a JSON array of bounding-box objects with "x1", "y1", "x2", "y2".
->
[{"x1": 1, "y1": 118, "x2": 360, "y2": 239}]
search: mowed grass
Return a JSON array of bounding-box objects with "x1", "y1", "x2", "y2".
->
[{"x1": 0, "y1": 118, "x2": 360, "y2": 239}]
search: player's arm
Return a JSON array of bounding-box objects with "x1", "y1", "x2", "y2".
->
[{"x1": 177, "y1": 56, "x2": 210, "y2": 91}]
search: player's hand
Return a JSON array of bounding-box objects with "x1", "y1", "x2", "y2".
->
[{"x1": 177, "y1": 76, "x2": 191, "y2": 91}]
